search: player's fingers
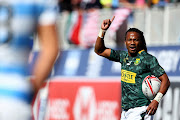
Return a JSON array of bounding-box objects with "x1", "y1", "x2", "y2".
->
[
  {"x1": 107, "y1": 19, "x2": 111, "y2": 25},
  {"x1": 111, "y1": 16, "x2": 115, "y2": 22},
  {"x1": 152, "y1": 109, "x2": 155, "y2": 115},
  {"x1": 146, "y1": 107, "x2": 150, "y2": 114},
  {"x1": 149, "y1": 109, "x2": 153, "y2": 115},
  {"x1": 103, "y1": 20, "x2": 107, "y2": 27},
  {"x1": 147, "y1": 109, "x2": 152, "y2": 115},
  {"x1": 103, "y1": 20, "x2": 106, "y2": 24},
  {"x1": 151, "y1": 108, "x2": 157, "y2": 115},
  {"x1": 103, "y1": 19, "x2": 108, "y2": 25},
  {"x1": 104, "y1": 19, "x2": 111, "y2": 26}
]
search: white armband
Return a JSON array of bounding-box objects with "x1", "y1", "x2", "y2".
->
[
  {"x1": 98, "y1": 29, "x2": 106, "y2": 38},
  {"x1": 154, "y1": 92, "x2": 163, "y2": 103}
]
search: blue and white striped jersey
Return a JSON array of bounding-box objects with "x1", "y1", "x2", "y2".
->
[{"x1": 0, "y1": 0, "x2": 58, "y2": 103}]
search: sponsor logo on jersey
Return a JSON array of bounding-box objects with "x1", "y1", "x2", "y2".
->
[{"x1": 121, "y1": 69, "x2": 136, "y2": 83}]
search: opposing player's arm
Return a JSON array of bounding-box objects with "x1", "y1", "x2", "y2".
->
[
  {"x1": 32, "y1": 24, "x2": 59, "y2": 93},
  {"x1": 94, "y1": 16, "x2": 115, "y2": 58}
]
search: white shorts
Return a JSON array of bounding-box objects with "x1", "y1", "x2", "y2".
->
[
  {"x1": 121, "y1": 106, "x2": 153, "y2": 120},
  {"x1": 0, "y1": 97, "x2": 31, "y2": 120}
]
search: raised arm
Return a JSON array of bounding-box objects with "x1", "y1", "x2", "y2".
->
[{"x1": 94, "y1": 16, "x2": 115, "y2": 58}]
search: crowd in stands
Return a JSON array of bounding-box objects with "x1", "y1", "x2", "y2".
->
[
  {"x1": 56, "y1": 0, "x2": 179, "y2": 49},
  {"x1": 58, "y1": 0, "x2": 178, "y2": 12}
]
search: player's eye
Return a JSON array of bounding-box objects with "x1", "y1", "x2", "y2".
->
[{"x1": 134, "y1": 39, "x2": 139, "y2": 41}]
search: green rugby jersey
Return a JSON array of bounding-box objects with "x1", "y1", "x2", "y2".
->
[{"x1": 109, "y1": 49, "x2": 165, "y2": 110}]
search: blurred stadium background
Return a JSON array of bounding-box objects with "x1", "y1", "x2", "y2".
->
[{"x1": 32, "y1": 0, "x2": 180, "y2": 120}]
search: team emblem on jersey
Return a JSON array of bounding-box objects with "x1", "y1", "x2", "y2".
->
[{"x1": 134, "y1": 58, "x2": 140, "y2": 65}]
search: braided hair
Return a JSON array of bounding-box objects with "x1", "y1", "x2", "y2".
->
[{"x1": 125, "y1": 28, "x2": 147, "y2": 52}]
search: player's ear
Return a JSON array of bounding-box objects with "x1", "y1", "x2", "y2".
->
[{"x1": 124, "y1": 40, "x2": 127, "y2": 46}]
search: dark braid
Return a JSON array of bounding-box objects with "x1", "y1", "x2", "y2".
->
[{"x1": 125, "y1": 28, "x2": 147, "y2": 52}]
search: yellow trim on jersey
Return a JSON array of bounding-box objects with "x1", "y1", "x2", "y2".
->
[
  {"x1": 138, "y1": 49, "x2": 145, "y2": 54},
  {"x1": 121, "y1": 69, "x2": 136, "y2": 83}
]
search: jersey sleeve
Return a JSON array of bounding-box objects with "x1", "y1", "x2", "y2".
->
[
  {"x1": 108, "y1": 49, "x2": 125, "y2": 63},
  {"x1": 37, "y1": 0, "x2": 59, "y2": 25},
  {"x1": 148, "y1": 56, "x2": 165, "y2": 77}
]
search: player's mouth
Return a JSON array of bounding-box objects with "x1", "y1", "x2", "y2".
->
[{"x1": 129, "y1": 46, "x2": 136, "y2": 51}]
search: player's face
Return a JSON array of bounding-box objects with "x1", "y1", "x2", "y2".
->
[{"x1": 125, "y1": 32, "x2": 142, "y2": 56}]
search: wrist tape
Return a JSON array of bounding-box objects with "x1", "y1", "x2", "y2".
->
[
  {"x1": 154, "y1": 92, "x2": 163, "y2": 103},
  {"x1": 98, "y1": 29, "x2": 106, "y2": 38}
]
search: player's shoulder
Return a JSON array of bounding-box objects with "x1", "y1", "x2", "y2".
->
[
  {"x1": 111, "y1": 49, "x2": 127, "y2": 55},
  {"x1": 110, "y1": 49, "x2": 128, "y2": 60},
  {"x1": 143, "y1": 52, "x2": 155, "y2": 57},
  {"x1": 139, "y1": 51, "x2": 157, "y2": 60}
]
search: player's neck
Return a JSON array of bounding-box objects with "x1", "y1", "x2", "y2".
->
[{"x1": 128, "y1": 53, "x2": 138, "y2": 57}]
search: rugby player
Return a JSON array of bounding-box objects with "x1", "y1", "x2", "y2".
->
[{"x1": 94, "y1": 16, "x2": 170, "y2": 120}]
